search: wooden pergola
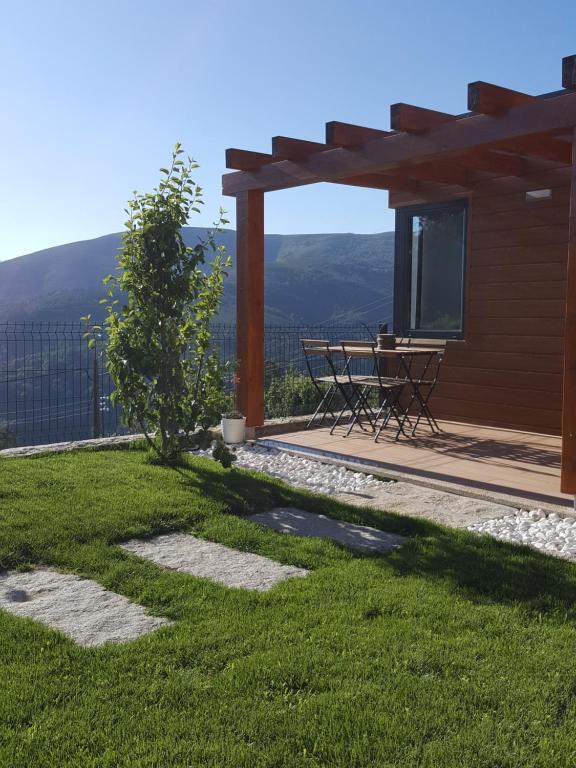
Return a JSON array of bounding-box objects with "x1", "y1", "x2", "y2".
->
[{"x1": 222, "y1": 54, "x2": 576, "y2": 495}]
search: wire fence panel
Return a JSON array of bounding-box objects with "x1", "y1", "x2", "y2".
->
[{"x1": 0, "y1": 321, "x2": 379, "y2": 447}]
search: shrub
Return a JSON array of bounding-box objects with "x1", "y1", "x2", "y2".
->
[{"x1": 266, "y1": 370, "x2": 324, "y2": 419}]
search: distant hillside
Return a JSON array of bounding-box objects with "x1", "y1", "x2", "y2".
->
[{"x1": 0, "y1": 228, "x2": 395, "y2": 326}]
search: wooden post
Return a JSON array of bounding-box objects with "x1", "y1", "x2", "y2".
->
[
  {"x1": 561, "y1": 128, "x2": 576, "y2": 494},
  {"x1": 236, "y1": 190, "x2": 265, "y2": 427}
]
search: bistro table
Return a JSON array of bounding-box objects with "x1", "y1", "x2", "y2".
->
[{"x1": 327, "y1": 345, "x2": 444, "y2": 438}]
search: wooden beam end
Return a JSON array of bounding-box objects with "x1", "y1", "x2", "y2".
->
[
  {"x1": 467, "y1": 81, "x2": 483, "y2": 113},
  {"x1": 389, "y1": 103, "x2": 403, "y2": 132},
  {"x1": 563, "y1": 54, "x2": 576, "y2": 91}
]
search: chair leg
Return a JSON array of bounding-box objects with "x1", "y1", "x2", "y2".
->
[
  {"x1": 306, "y1": 384, "x2": 336, "y2": 429},
  {"x1": 354, "y1": 386, "x2": 376, "y2": 432},
  {"x1": 344, "y1": 386, "x2": 375, "y2": 436},
  {"x1": 330, "y1": 384, "x2": 359, "y2": 435},
  {"x1": 306, "y1": 392, "x2": 328, "y2": 429},
  {"x1": 409, "y1": 388, "x2": 441, "y2": 436},
  {"x1": 319, "y1": 387, "x2": 337, "y2": 426}
]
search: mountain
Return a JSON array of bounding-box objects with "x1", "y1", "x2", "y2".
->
[{"x1": 0, "y1": 228, "x2": 395, "y2": 326}]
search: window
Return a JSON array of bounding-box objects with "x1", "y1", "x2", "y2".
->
[{"x1": 394, "y1": 199, "x2": 467, "y2": 339}]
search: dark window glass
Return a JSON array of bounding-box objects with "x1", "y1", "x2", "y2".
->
[{"x1": 395, "y1": 201, "x2": 467, "y2": 338}]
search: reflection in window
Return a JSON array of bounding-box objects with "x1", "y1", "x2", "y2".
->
[{"x1": 398, "y1": 202, "x2": 466, "y2": 336}]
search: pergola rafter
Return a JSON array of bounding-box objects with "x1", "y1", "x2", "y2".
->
[
  {"x1": 562, "y1": 54, "x2": 576, "y2": 90},
  {"x1": 225, "y1": 55, "x2": 576, "y2": 496},
  {"x1": 467, "y1": 81, "x2": 534, "y2": 114},
  {"x1": 389, "y1": 103, "x2": 455, "y2": 133},
  {"x1": 325, "y1": 121, "x2": 392, "y2": 147}
]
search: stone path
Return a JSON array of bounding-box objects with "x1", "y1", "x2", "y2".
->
[
  {"x1": 207, "y1": 443, "x2": 518, "y2": 528},
  {"x1": 120, "y1": 533, "x2": 308, "y2": 591},
  {"x1": 0, "y1": 569, "x2": 170, "y2": 647},
  {"x1": 333, "y1": 480, "x2": 516, "y2": 528},
  {"x1": 249, "y1": 507, "x2": 406, "y2": 553}
]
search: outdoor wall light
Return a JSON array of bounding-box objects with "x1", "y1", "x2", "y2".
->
[{"x1": 526, "y1": 189, "x2": 552, "y2": 201}]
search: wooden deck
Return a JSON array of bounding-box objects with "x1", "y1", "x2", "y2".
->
[{"x1": 263, "y1": 420, "x2": 571, "y2": 510}]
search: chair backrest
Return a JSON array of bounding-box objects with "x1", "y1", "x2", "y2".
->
[
  {"x1": 300, "y1": 339, "x2": 330, "y2": 383},
  {"x1": 422, "y1": 349, "x2": 445, "y2": 386},
  {"x1": 340, "y1": 342, "x2": 377, "y2": 383},
  {"x1": 301, "y1": 338, "x2": 330, "y2": 354},
  {"x1": 397, "y1": 348, "x2": 445, "y2": 385}
]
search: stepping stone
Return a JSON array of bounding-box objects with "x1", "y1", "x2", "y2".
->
[
  {"x1": 0, "y1": 569, "x2": 170, "y2": 647},
  {"x1": 249, "y1": 508, "x2": 405, "y2": 553},
  {"x1": 120, "y1": 533, "x2": 308, "y2": 591}
]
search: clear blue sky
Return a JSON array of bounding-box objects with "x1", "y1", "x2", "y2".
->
[{"x1": 1, "y1": 0, "x2": 576, "y2": 260}]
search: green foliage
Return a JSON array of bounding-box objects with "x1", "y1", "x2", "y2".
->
[
  {"x1": 84, "y1": 146, "x2": 234, "y2": 465},
  {"x1": 265, "y1": 369, "x2": 346, "y2": 419},
  {"x1": 265, "y1": 370, "x2": 322, "y2": 419}
]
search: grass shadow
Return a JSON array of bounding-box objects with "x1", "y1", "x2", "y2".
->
[{"x1": 170, "y1": 456, "x2": 576, "y2": 620}]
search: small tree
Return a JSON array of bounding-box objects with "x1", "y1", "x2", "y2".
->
[{"x1": 85, "y1": 145, "x2": 234, "y2": 465}]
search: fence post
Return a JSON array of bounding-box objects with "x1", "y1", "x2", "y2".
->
[{"x1": 92, "y1": 351, "x2": 101, "y2": 439}]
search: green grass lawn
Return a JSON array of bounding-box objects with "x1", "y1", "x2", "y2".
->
[{"x1": 2, "y1": 447, "x2": 576, "y2": 767}]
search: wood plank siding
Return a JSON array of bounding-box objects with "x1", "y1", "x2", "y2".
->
[{"x1": 390, "y1": 169, "x2": 570, "y2": 435}]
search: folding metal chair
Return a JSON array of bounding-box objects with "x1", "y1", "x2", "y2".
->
[
  {"x1": 406, "y1": 349, "x2": 444, "y2": 436},
  {"x1": 338, "y1": 342, "x2": 407, "y2": 439},
  {"x1": 300, "y1": 339, "x2": 339, "y2": 429},
  {"x1": 325, "y1": 344, "x2": 376, "y2": 436}
]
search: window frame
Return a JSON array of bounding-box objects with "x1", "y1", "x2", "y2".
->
[{"x1": 393, "y1": 198, "x2": 468, "y2": 340}]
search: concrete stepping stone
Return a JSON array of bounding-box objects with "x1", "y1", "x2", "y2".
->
[
  {"x1": 120, "y1": 533, "x2": 308, "y2": 591},
  {"x1": 249, "y1": 507, "x2": 405, "y2": 553},
  {"x1": 0, "y1": 569, "x2": 170, "y2": 647}
]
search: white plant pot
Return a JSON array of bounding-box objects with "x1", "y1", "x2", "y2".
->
[{"x1": 221, "y1": 416, "x2": 246, "y2": 444}]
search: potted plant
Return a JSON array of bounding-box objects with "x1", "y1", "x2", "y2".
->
[
  {"x1": 221, "y1": 410, "x2": 246, "y2": 444},
  {"x1": 222, "y1": 371, "x2": 246, "y2": 445}
]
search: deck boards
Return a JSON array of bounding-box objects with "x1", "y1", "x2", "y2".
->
[{"x1": 266, "y1": 421, "x2": 570, "y2": 509}]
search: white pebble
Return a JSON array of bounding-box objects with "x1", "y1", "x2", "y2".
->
[{"x1": 469, "y1": 507, "x2": 576, "y2": 563}]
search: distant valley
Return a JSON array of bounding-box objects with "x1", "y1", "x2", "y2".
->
[{"x1": 0, "y1": 228, "x2": 395, "y2": 326}]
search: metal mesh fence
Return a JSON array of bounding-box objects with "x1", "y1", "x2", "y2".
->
[{"x1": 0, "y1": 321, "x2": 378, "y2": 447}]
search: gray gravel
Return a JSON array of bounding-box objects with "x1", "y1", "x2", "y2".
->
[
  {"x1": 120, "y1": 533, "x2": 308, "y2": 591},
  {"x1": 0, "y1": 569, "x2": 170, "y2": 647},
  {"x1": 249, "y1": 507, "x2": 406, "y2": 552}
]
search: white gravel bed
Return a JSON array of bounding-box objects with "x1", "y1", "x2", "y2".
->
[
  {"x1": 121, "y1": 533, "x2": 308, "y2": 591},
  {"x1": 249, "y1": 508, "x2": 405, "y2": 553},
  {"x1": 203, "y1": 443, "x2": 384, "y2": 496},
  {"x1": 468, "y1": 509, "x2": 576, "y2": 561},
  {"x1": 0, "y1": 569, "x2": 170, "y2": 646}
]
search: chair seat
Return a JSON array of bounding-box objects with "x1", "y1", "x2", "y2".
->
[
  {"x1": 354, "y1": 375, "x2": 405, "y2": 389},
  {"x1": 317, "y1": 375, "x2": 349, "y2": 385}
]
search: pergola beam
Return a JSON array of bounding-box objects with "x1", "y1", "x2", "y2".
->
[
  {"x1": 394, "y1": 161, "x2": 471, "y2": 187},
  {"x1": 325, "y1": 121, "x2": 392, "y2": 147},
  {"x1": 272, "y1": 136, "x2": 334, "y2": 160},
  {"x1": 390, "y1": 103, "x2": 454, "y2": 133},
  {"x1": 226, "y1": 148, "x2": 275, "y2": 171},
  {"x1": 563, "y1": 55, "x2": 576, "y2": 91},
  {"x1": 468, "y1": 81, "x2": 533, "y2": 114},
  {"x1": 334, "y1": 173, "x2": 418, "y2": 192},
  {"x1": 455, "y1": 149, "x2": 527, "y2": 176},
  {"x1": 223, "y1": 90, "x2": 576, "y2": 195},
  {"x1": 496, "y1": 134, "x2": 572, "y2": 165}
]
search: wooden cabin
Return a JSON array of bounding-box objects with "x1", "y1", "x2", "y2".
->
[{"x1": 222, "y1": 55, "x2": 576, "y2": 497}]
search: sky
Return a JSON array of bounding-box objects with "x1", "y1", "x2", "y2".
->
[{"x1": 1, "y1": 0, "x2": 576, "y2": 261}]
